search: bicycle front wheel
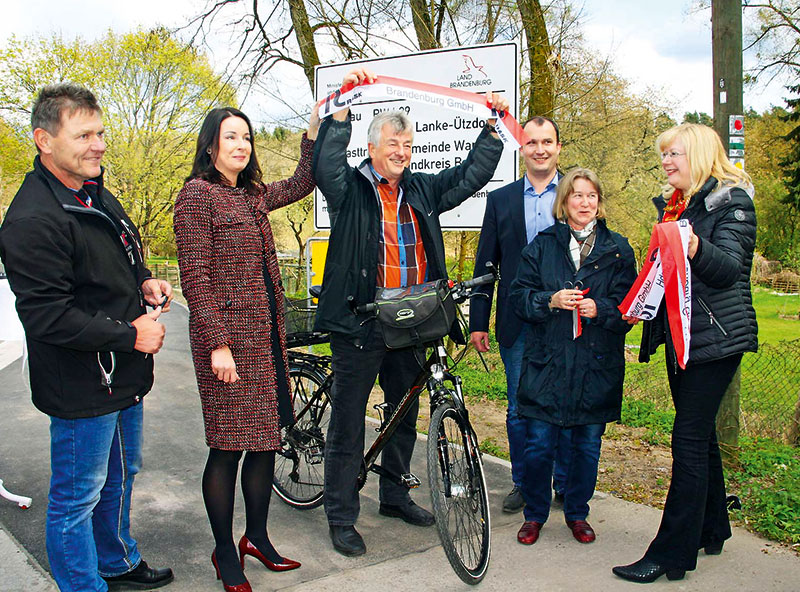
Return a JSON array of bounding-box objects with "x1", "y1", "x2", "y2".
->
[
  {"x1": 427, "y1": 400, "x2": 491, "y2": 585},
  {"x1": 273, "y1": 363, "x2": 330, "y2": 509}
]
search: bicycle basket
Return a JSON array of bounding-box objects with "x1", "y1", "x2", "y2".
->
[
  {"x1": 284, "y1": 297, "x2": 317, "y2": 336},
  {"x1": 374, "y1": 279, "x2": 456, "y2": 349}
]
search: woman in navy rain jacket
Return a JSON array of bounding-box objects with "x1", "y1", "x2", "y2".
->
[{"x1": 510, "y1": 168, "x2": 636, "y2": 547}]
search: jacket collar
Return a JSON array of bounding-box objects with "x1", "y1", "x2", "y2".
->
[
  {"x1": 357, "y1": 158, "x2": 414, "y2": 186},
  {"x1": 33, "y1": 155, "x2": 106, "y2": 209}
]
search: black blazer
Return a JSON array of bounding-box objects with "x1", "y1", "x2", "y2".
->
[{"x1": 469, "y1": 177, "x2": 531, "y2": 348}]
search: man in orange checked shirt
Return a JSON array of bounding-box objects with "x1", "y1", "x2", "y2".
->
[{"x1": 312, "y1": 67, "x2": 508, "y2": 557}]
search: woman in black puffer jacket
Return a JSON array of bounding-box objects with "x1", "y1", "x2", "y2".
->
[{"x1": 613, "y1": 123, "x2": 757, "y2": 584}]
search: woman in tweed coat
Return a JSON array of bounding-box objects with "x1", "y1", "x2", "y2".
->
[{"x1": 174, "y1": 106, "x2": 318, "y2": 592}]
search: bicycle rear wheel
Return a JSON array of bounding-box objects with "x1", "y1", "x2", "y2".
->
[
  {"x1": 273, "y1": 363, "x2": 330, "y2": 509},
  {"x1": 427, "y1": 400, "x2": 491, "y2": 585}
]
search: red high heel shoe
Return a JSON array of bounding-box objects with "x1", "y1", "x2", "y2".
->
[
  {"x1": 211, "y1": 550, "x2": 253, "y2": 592},
  {"x1": 238, "y1": 535, "x2": 301, "y2": 572}
]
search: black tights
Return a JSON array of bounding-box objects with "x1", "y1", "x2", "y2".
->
[{"x1": 202, "y1": 448, "x2": 281, "y2": 584}]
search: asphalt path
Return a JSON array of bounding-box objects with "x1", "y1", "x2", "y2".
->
[{"x1": 1, "y1": 304, "x2": 798, "y2": 591}]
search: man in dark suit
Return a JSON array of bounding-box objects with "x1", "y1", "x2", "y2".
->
[{"x1": 469, "y1": 116, "x2": 571, "y2": 513}]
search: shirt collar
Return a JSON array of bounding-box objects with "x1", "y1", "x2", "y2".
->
[
  {"x1": 369, "y1": 162, "x2": 389, "y2": 184},
  {"x1": 523, "y1": 170, "x2": 559, "y2": 195}
]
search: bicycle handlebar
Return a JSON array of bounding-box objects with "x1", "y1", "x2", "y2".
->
[{"x1": 353, "y1": 269, "x2": 497, "y2": 315}]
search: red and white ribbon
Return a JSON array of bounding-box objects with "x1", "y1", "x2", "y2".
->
[
  {"x1": 317, "y1": 75, "x2": 529, "y2": 148},
  {"x1": 573, "y1": 287, "x2": 591, "y2": 340},
  {"x1": 618, "y1": 220, "x2": 692, "y2": 368}
]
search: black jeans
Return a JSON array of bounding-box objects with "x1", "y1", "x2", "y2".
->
[
  {"x1": 645, "y1": 353, "x2": 742, "y2": 571},
  {"x1": 324, "y1": 329, "x2": 424, "y2": 526}
]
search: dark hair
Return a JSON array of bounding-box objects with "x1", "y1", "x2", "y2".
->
[
  {"x1": 521, "y1": 116, "x2": 560, "y2": 144},
  {"x1": 188, "y1": 107, "x2": 263, "y2": 193},
  {"x1": 31, "y1": 84, "x2": 102, "y2": 135}
]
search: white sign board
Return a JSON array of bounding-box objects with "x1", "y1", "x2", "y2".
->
[{"x1": 314, "y1": 42, "x2": 519, "y2": 230}]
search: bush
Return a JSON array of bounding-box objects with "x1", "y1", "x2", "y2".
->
[
  {"x1": 726, "y1": 438, "x2": 800, "y2": 545},
  {"x1": 619, "y1": 398, "x2": 674, "y2": 446}
]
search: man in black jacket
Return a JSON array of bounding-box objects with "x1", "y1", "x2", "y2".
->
[
  {"x1": 312, "y1": 67, "x2": 507, "y2": 556},
  {"x1": 0, "y1": 84, "x2": 174, "y2": 591}
]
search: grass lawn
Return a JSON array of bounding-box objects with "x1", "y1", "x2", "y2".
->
[{"x1": 751, "y1": 286, "x2": 800, "y2": 344}]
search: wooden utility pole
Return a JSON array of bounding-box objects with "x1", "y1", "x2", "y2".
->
[
  {"x1": 712, "y1": 0, "x2": 743, "y2": 142},
  {"x1": 712, "y1": 0, "x2": 744, "y2": 465}
]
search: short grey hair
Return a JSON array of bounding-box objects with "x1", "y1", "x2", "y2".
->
[
  {"x1": 31, "y1": 83, "x2": 101, "y2": 136},
  {"x1": 367, "y1": 111, "x2": 413, "y2": 146}
]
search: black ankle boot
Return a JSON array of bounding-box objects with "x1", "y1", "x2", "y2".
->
[{"x1": 612, "y1": 557, "x2": 685, "y2": 583}]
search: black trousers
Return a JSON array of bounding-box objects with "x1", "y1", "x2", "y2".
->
[
  {"x1": 323, "y1": 329, "x2": 424, "y2": 525},
  {"x1": 645, "y1": 352, "x2": 742, "y2": 570}
]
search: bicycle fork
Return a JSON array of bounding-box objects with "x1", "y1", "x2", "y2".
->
[{"x1": 429, "y1": 366, "x2": 480, "y2": 500}]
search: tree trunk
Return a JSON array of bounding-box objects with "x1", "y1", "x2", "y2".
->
[
  {"x1": 517, "y1": 0, "x2": 553, "y2": 119},
  {"x1": 716, "y1": 365, "x2": 741, "y2": 466},
  {"x1": 455, "y1": 231, "x2": 468, "y2": 281},
  {"x1": 409, "y1": 0, "x2": 440, "y2": 50},
  {"x1": 288, "y1": 0, "x2": 321, "y2": 91}
]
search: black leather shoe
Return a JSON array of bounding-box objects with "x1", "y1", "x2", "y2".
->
[
  {"x1": 103, "y1": 560, "x2": 174, "y2": 590},
  {"x1": 612, "y1": 557, "x2": 685, "y2": 583},
  {"x1": 502, "y1": 486, "x2": 525, "y2": 513},
  {"x1": 379, "y1": 500, "x2": 435, "y2": 526},
  {"x1": 552, "y1": 490, "x2": 565, "y2": 506},
  {"x1": 329, "y1": 525, "x2": 366, "y2": 556}
]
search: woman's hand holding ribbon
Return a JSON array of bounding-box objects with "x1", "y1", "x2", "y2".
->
[
  {"x1": 577, "y1": 297, "x2": 597, "y2": 319},
  {"x1": 549, "y1": 288, "x2": 585, "y2": 311}
]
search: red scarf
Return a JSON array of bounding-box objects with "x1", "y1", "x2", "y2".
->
[{"x1": 662, "y1": 189, "x2": 687, "y2": 222}]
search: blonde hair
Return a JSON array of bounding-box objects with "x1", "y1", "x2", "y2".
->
[
  {"x1": 656, "y1": 123, "x2": 751, "y2": 199},
  {"x1": 553, "y1": 167, "x2": 606, "y2": 221}
]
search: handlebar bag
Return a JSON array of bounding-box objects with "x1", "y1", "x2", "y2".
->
[{"x1": 374, "y1": 279, "x2": 456, "y2": 349}]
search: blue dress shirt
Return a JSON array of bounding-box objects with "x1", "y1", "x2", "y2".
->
[{"x1": 523, "y1": 172, "x2": 559, "y2": 244}]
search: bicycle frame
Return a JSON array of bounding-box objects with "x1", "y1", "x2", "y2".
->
[{"x1": 360, "y1": 340, "x2": 467, "y2": 488}]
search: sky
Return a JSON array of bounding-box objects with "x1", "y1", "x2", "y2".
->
[{"x1": 0, "y1": 0, "x2": 791, "y2": 126}]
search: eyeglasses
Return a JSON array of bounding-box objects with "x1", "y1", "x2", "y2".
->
[
  {"x1": 570, "y1": 192, "x2": 599, "y2": 201},
  {"x1": 660, "y1": 150, "x2": 686, "y2": 160}
]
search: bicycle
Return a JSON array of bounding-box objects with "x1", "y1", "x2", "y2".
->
[
  {"x1": 273, "y1": 294, "x2": 332, "y2": 510},
  {"x1": 273, "y1": 271, "x2": 497, "y2": 585}
]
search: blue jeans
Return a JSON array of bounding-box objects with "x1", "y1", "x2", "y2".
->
[
  {"x1": 499, "y1": 326, "x2": 571, "y2": 491},
  {"x1": 521, "y1": 418, "x2": 605, "y2": 523},
  {"x1": 324, "y1": 330, "x2": 423, "y2": 525},
  {"x1": 47, "y1": 403, "x2": 143, "y2": 592}
]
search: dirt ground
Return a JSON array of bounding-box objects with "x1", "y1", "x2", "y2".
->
[{"x1": 367, "y1": 389, "x2": 673, "y2": 508}]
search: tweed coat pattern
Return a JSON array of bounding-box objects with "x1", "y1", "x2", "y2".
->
[{"x1": 174, "y1": 135, "x2": 315, "y2": 450}]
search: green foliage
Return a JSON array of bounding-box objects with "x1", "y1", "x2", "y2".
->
[
  {"x1": 746, "y1": 105, "x2": 800, "y2": 266},
  {"x1": 726, "y1": 438, "x2": 800, "y2": 545},
  {"x1": 479, "y1": 437, "x2": 509, "y2": 460},
  {"x1": 555, "y1": 49, "x2": 675, "y2": 262},
  {"x1": 0, "y1": 30, "x2": 237, "y2": 255},
  {"x1": 619, "y1": 399, "x2": 674, "y2": 446},
  {"x1": 0, "y1": 117, "x2": 33, "y2": 210},
  {"x1": 682, "y1": 111, "x2": 713, "y2": 126}
]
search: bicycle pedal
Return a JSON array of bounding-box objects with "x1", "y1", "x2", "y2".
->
[{"x1": 401, "y1": 473, "x2": 421, "y2": 489}]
